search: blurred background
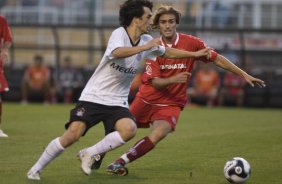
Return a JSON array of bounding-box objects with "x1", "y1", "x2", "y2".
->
[{"x1": 1, "y1": 0, "x2": 282, "y2": 107}]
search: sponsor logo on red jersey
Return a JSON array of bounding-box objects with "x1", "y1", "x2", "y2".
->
[{"x1": 160, "y1": 63, "x2": 187, "y2": 70}]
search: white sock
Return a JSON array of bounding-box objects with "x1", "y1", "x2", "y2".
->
[
  {"x1": 86, "y1": 131, "x2": 125, "y2": 156},
  {"x1": 120, "y1": 153, "x2": 130, "y2": 164},
  {"x1": 31, "y1": 137, "x2": 64, "y2": 172}
]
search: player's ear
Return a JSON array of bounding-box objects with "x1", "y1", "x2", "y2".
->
[{"x1": 132, "y1": 17, "x2": 139, "y2": 26}]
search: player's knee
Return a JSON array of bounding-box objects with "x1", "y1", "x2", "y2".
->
[
  {"x1": 149, "y1": 132, "x2": 167, "y2": 145},
  {"x1": 124, "y1": 122, "x2": 137, "y2": 140},
  {"x1": 61, "y1": 128, "x2": 83, "y2": 147},
  {"x1": 149, "y1": 122, "x2": 172, "y2": 144},
  {"x1": 116, "y1": 120, "x2": 137, "y2": 141},
  {"x1": 63, "y1": 134, "x2": 80, "y2": 147},
  {"x1": 60, "y1": 135, "x2": 78, "y2": 148},
  {"x1": 69, "y1": 131, "x2": 81, "y2": 142},
  {"x1": 127, "y1": 122, "x2": 137, "y2": 137}
]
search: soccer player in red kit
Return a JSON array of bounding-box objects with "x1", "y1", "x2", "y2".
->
[
  {"x1": 105, "y1": 6, "x2": 266, "y2": 175},
  {"x1": 0, "y1": 16, "x2": 12, "y2": 138}
]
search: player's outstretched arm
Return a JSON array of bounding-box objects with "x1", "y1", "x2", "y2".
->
[
  {"x1": 214, "y1": 54, "x2": 266, "y2": 88},
  {"x1": 112, "y1": 38, "x2": 161, "y2": 59},
  {"x1": 162, "y1": 47, "x2": 211, "y2": 59}
]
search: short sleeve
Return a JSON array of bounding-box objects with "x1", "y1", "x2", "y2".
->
[
  {"x1": 106, "y1": 28, "x2": 125, "y2": 60},
  {"x1": 144, "y1": 45, "x2": 166, "y2": 61},
  {"x1": 192, "y1": 36, "x2": 218, "y2": 63}
]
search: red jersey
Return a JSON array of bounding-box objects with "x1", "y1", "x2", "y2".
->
[
  {"x1": 0, "y1": 16, "x2": 12, "y2": 92},
  {"x1": 136, "y1": 33, "x2": 218, "y2": 108},
  {"x1": 193, "y1": 68, "x2": 220, "y2": 94},
  {"x1": 0, "y1": 16, "x2": 12, "y2": 66},
  {"x1": 25, "y1": 66, "x2": 50, "y2": 89},
  {"x1": 0, "y1": 16, "x2": 12, "y2": 43}
]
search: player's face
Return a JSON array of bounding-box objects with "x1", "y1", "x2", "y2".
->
[
  {"x1": 138, "y1": 7, "x2": 153, "y2": 34},
  {"x1": 158, "y1": 14, "x2": 177, "y2": 42}
]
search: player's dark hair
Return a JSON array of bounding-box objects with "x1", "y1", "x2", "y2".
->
[
  {"x1": 152, "y1": 5, "x2": 181, "y2": 29},
  {"x1": 34, "y1": 55, "x2": 43, "y2": 61},
  {"x1": 119, "y1": 0, "x2": 153, "y2": 27}
]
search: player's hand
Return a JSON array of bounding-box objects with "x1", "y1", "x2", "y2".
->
[
  {"x1": 169, "y1": 72, "x2": 191, "y2": 83},
  {"x1": 244, "y1": 74, "x2": 266, "y2": 88},
  {"x1": 194, "y1": 48, "x2": 212, "y2": 58},
  {"x1": 145, "y1": 38, "x2": 162, "y2": 50}
]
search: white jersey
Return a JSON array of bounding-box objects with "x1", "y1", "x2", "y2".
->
[{"x1": 79, "y1": 27, "x2": 165, "y2": 107}]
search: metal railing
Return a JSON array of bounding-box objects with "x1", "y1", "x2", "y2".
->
[{"x1": 1, "y1": 0, "x2": 282, "y2": 28}]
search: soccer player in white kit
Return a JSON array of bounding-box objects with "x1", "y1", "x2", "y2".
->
[{"x1": 27, "y1": 0, "x2": 211, "y2": 180}]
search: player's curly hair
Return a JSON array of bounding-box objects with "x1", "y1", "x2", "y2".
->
[
  {"x1": 152, "y1": 5, "x2": 182, "y2": 29},
  {"x1": 119, "y1": 0, "x2": 153, "y2": 27}
]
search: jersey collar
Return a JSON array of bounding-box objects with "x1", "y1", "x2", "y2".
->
[
  {"x1": 123, "y1": 27, "x2": 141, "y2": 47},
  {"x1": 160, "y1": 33, "x2": 179, "y2": 48}
]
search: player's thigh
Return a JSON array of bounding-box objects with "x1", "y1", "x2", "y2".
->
[
  {"x1": 130, "y1": 96, "x2": 152, "y2": 127},
  {"x1": 115, "y1": 118, "x2": 136, "y2": 133},
  {"x1": 113, "y1": 118, "x2": 136, "y2": 141},
  {"x1": 103, "y1": 106, "x2": 136, "y2": 135},
  {"x1": 66, "y1": 101, "x2": 107, "y2": 135},
  {"x1": 151, "y1": 106, "x2": 181, "y2": 130}
]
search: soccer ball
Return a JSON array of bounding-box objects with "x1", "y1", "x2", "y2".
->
[{"x1": 223, "y1": 157, "x2": 251, "y2": 184}]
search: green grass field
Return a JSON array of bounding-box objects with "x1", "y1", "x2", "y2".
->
[{"x1": 0, "y1": 103, "x2": 281, "y2": 184}]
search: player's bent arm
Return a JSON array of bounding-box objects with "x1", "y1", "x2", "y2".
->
[
  {"x1": 152, "y1": 77, "x2": 174, "y2": 89},
  {"x1": 161, "y1": 47, "x2": 210, "y2": 59},
  {"x1": 214, "y1": 54, "x2": 266, "y2": 87},
  {"x1": 152, "y1": 72, "x2": 189, "y2": 89}
]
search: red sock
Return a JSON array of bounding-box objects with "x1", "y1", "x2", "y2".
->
[
  {"x1": 116, "y1": 158, "x2": 126, "y2": 165},
  {"x1": 118, "y1": 136, "x2": 155, "y2": 164}
]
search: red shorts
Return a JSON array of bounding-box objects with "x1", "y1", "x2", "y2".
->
[{"x1": 130, "y1": 96, "x2": 181, "y2": 130}]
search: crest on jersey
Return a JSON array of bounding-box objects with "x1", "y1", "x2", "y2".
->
[
  {"x1": 145, "y1": 64, "x2": 152, "y2": 75},
  {"x1": 76, "y1": 107, "x2": 85, "y2": 117}
]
